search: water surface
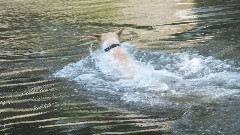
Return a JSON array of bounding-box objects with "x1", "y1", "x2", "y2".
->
[{"x1": 1, "y1": 0, "x2": 240, "y2": 134}]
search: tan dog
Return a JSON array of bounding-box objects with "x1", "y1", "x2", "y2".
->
[{"x1": 92, "y1": 28, "x2": 134, "y2": 78}]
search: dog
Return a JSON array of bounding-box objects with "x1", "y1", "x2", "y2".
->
[{"x1": 92, "y1": 28, "x2": 135, "y2": 78}]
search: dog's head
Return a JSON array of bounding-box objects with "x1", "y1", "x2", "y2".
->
[{"x1": 92, "y1": 28, "x2": 124, "y2": 43}]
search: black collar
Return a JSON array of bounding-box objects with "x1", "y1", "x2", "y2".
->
[{"x1": 104, "y1": 44, "x2": 120, "y2": 52}]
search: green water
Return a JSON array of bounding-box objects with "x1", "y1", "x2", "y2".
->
[{"x1": 0, "y1": 0, "x2": 240, "y2": 134}]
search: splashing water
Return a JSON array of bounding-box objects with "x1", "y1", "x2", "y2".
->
[{"x1": 54, "y1": 43, "x2": 240, "y2": 105}]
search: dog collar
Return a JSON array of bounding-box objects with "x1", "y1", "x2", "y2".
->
[{"x1": 104, "y1": 44, "x2": 120, "y2": 52}]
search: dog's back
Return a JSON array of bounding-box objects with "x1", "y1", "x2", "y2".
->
[{"x1": 92, "y1": 28, "x2": 135, "y2": 78}]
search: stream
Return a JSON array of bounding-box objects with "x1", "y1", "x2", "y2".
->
[{"x1": 1, "y1": 0, "x2": 240, "y2": 134}]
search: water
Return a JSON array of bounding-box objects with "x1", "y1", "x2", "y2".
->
[
  {"x1": 55, "y1": 43, "x2": 240, "y2": 103},
  {"x1": 1, "y1": 0, "x2": 240, "y2": 134}
]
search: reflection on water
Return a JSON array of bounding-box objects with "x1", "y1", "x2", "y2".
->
[
  {"x1": 173, "y1": 0, "x2": 240, "y2": 60},
  {"x1": 1, "y1": 0, "x2": 240, "y2": 134}
]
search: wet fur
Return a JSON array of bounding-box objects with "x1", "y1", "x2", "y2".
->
[{"x1": 92, "y1": 28, "x2": 134, "y2": 78}]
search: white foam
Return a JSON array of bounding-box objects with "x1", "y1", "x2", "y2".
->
[{"x1": 54, "y1": 42, "x2": 240, "y2": 105}]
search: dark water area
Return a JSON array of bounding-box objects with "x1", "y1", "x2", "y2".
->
[
  {"x1": 0, "y1": 0, "x2": 240, "y2": 134},
  {"x1": 172, "y1": 0, "x2": 240, "y2": 61}
]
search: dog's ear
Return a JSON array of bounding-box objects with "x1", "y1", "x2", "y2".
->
[
  {"x1": 116, "y1": 28, "x2": 124, "y2": 36},
  {"x1": 92, "y1": 34, "x2": 102, "y2": 40}
]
